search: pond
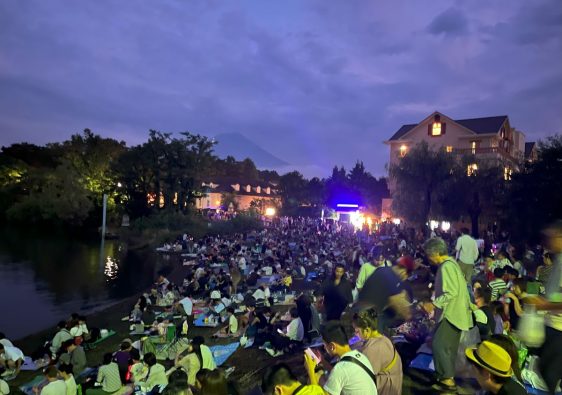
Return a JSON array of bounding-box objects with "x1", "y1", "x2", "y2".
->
[{"x1": 0, "y1": 228, "x2": 169, "y2": 340}]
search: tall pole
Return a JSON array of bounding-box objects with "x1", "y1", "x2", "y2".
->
[{"x1": 101, "y1": 193, "x2": 108, "y2": 239}]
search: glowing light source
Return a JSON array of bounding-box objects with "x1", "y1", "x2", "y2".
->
[
  {"x1": 337, "y1": 203, "x2": 359, "y2": 208},
  {"x1": 392, "y1": 218, "x2": 401, "y2": 225},
  {"x1": 399, "y1": 145, "x2": 407, "y2": 157},
  {"x1": 467, "y1": 163, "x2": 478, "y2": 176},
  {"x1": 441, "y1": 221, "x2": 451, "y2": 231},
  {"x1": 265, "y1": 207, "x2": 276, "y2": 216},
  {"x1": 429, "y1": 220, "x2": 439, "y2": 230},
  {"x1": 446, "y1": 146, "x2": 453, "y2": 153},
  {"x1": 432, "y1": 122, "x2": 442, "y2": 136},
  {"x1": 117, "y1": 182, "x2": 122, "y2": 187}
]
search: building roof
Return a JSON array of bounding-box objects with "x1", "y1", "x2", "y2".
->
[
  {"x1": 201, "y1": 177, "x2": 279, "y2": 196},
  {"x1": 388, "y1": 115, "x2": 509, "y2": 141},
  {"x1": 525, "y1": 142, "x2": 536, "y2": 158}
]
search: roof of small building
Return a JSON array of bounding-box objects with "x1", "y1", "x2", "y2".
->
[{"x1": 389, "y1": 115, "x2": 509, "y2": 141}]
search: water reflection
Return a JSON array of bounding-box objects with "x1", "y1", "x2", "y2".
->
[
  {"x1": 0, "y1": 227, "x2": 171, "y2": 339},
  {"x1": 103, "y1": 256, "x2": 119, "y2": 280}
]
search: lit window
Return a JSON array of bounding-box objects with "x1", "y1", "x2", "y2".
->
[
  {"x1": 504, "y1": 167, "x2": 512, "y2": 181},
  {"x1": 399, "y1": 145, "x2": 407, "y2": 157},
  {"x1": 467, "y1": 163, "x2": 478, "y2": 176},
  {"x1": 432, "y1": 122, "x2": 442, "y2": 136},
  {"x1": 471, "y1": 141, "x2": 477, "y2": 154},
  {"x1": 446, "y1": 146, "x2": 453, "y2": 153}
]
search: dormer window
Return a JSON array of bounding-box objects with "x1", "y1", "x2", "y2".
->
[{"x1": 428, "y1": 114, "x2": 446, "y2": 136}]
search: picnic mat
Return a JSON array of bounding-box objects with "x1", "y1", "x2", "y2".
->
[
  {"x1": 194, "y1": 315, "x2": 219, "y2": 328},
  {"x1": 20, "y1": 356, "x2": 49, "y2": 371},
  {"x1": 209, "y1": 342, "x2": 239, "y2": 366},
  {"x1": 85, "y1": 330, "x2": 116, "y2": 349},
  {"x1": 409, "y1": 353, "x2": 435, "y2": 371}
]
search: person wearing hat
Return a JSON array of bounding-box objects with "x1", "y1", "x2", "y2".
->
[
  {"x1": 465, "y1": 341, "x2": 527, "y2": 394},
  {"x1": 355, "y1": 255, "x2": 415, "y2": 334},
  {"x1": 423, "y1": 237, "x2": 473, "y2": 393}
]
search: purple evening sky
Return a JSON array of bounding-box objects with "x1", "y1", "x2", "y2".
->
[{"x1": 0, "y1": 0, "x2": 561, "y2": 177}]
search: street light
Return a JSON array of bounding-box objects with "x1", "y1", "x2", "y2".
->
[{"x1": 265, "y1": 207, "x2": 276, "y2": 216}]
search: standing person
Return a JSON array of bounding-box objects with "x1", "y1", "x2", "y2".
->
[
  {"x1": 304, "y1": 321, "x2": 377, "y2": 395},
  {"x1": 455, "y1": 228, "x2": 479, "y2": 283},
  {"x1": 355, "y1": 257, "x2": 377, "y2": 292},
  {"x1": 320, "y1": 264, "x2": 353, "y2": 321},
  {"x1": 355, "y1": 257, "x2": 414, "y2": 333},
  {"x1": 527, "y1": 221, "x2": 562, "y2": 394},
  {"x1": 423, "y1": 237, "x2": 473, "y2": 392},
  {"x1": 352, "y1": 309, "x2": 402, "y2": 395}
]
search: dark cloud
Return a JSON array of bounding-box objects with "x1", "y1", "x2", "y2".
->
[
  {"x1": 427, "y1": 7, "x2": 469, "y2": 37},
  {"x1": 0, "y1": 0, "x2": 560, "y2": 177}
]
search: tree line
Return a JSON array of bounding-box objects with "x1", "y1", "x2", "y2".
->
[
  {"x1": 389, "y1": 136, "x2": 562, "y2": 243},
  {"x1": 0, "y1": 129, "x2": 389, "y2": 230}
]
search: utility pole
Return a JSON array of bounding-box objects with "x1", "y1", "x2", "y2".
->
[{"x1": 101, "y1": 193, "x2": 108, "y2": 239}]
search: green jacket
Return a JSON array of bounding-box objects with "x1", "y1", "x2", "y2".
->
[{"x1": 434, "y1": 258, "x2": 473, "y2": 331}]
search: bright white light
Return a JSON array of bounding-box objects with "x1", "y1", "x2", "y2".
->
[
  {"x1": 350, "y1": 211, "x2": 365, "y2": 229},
  {"x1": 392, "y1": 218, "x2": 401, "y2": 225},
  {"x1": 265, "y1": 207, "x2": 276, "y2": 216},
  {"x1": 117, "y1": 182, "x2": 122, "y2": 187},
  {"x1": 337, "y1": 204, "x2": 359, "y2": 208},
  {"x1": 441, "y1": 221, "x2": 451, "y2": 232},
  {"x1": 429, "y1": 220, "x2": 439, "y2": 230}
]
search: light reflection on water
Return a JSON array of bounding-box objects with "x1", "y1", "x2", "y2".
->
[
  {"x1": 0, "y1": 229, "x2": 171, "y2": 340},
  {"x1": 104, "y1": 256, "x2": 119, "y2": 280}
]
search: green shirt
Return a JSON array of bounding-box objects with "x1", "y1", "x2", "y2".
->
[
  {"x1": 434, "y1": 258, "x2": 473, "y2": 331},
  {"x1": 356, "y1": 263, "x2": 377, "y2": 290}
]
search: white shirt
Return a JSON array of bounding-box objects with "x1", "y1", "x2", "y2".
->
[
  {"x1": 286, "y1": 318, "x2": 304, "y2": 341},
  {"x1": 238, "y1": 256, "x2": 247, "y2": 270},
  {"x1": 1, "y1": 345, "x2": 24, "y2": 362},
  {"x1": 40, "y1": 380, "x2": 66, "y2": 395},
  {"x1": 324, "y1": 350, "x2": 378, "y2": 395},
  {"x1": 0, "y1": 339, "x2": 13, "y2": 348},
  {"x1": 455, "y1": 234, "x2": 479, "y2": 265},
  {"x1": 252, "y1": 289, "x2": 266, "y2": 300},
  {"x1": 178, "y1": 297, "x2": 193, "y2": 315},
  {"x1": 261, "y1": 266, "x2": 273, "y2": 276}
]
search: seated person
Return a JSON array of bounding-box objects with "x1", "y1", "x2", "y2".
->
[
  {"x1": 138, "y1": 353, "x2": 167, "y2": 393},
  {"x1": 89, "y1": 353, "x2": 122, "y2": 395},
  {"x1": 246, "y1": 270, "x2": 259, "y2": 287},
  {"x1": 465, "y1": 341, "x2": 526, "y2": 394},
  {"x1": 0, "y1": 343, "x2": 24, "y2": 378},
  {"x1": 50, "y1": 322, "x2": 73, "y2": 358},
  {"x1": 34, "y1": 366, "x2": 66, "y2": 395},
  {"x1": 265, "y1": 308, "x2": 304, "y2": 357},
  {"x1": 113, "y1": 340, "x2": 133, "y2": 383},
  {"x1": 224, "y1": 307, "x2": 239, "y2": 336},
  {"x1": 261, "y1": 363, "x2": 324, "y2": 395},
  {"x1": 59, "y1": 340, "x2": 87, "y2": 377},
  {"x1": 191, "y1": 337, "x2": 216, "y2": 371}
]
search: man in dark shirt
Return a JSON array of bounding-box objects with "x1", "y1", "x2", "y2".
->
[
  {"x1": 355, "y1": 256, "x2": 415, "y2": 333},
  {"x1": 465, "y1": 341, "x2": 527, "y2": 395},
  {"x1": 321, "y1": 264, "x2": 353, "y2": 321}
]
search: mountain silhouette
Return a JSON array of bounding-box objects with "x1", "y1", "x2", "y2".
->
[{"x1": 213, "y1": 132, "x2": 289, "y2": 168}]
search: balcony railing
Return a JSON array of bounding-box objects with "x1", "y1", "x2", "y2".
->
[{"x1": 454, "y1": 147, "x2": 516, "y2": 161}]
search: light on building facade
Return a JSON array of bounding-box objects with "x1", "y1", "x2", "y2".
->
[
  {"x1": 399, "y1": 145, "x2": 407, "y2": 157},
  {"x1": 265, "y1": 207, "x2": 276, "y2": 216}
]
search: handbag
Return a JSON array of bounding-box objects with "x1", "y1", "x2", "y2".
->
[{"x1": 516, "y1": 305, "x2": 545, "y2": 348}]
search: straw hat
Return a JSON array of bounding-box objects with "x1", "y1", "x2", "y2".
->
[{"x1": 465, "y1": 341, "x2": 513, "y2": 378}]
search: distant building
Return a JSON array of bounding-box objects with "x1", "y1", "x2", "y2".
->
[
  {"x1": 195, "y1": 177, "x2": 280, "y2": 211},
  {"x1": 525, "y1": 141, "x2": 538, "y2": 163},
  {"x1": 385, "y1": 112, "x2": 526, "y2": 181}
]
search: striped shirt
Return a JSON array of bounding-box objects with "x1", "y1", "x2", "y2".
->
[
  {"x1": 97, "y1": 362, "x2": 122, "y2": 393},
  {"x1": 489, "y1": 279, "x2": 507, "y2": 301}
]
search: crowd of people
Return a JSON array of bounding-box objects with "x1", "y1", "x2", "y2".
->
[{"x1": 1, "y1": 217, "x2": 561, "y2": 395}]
